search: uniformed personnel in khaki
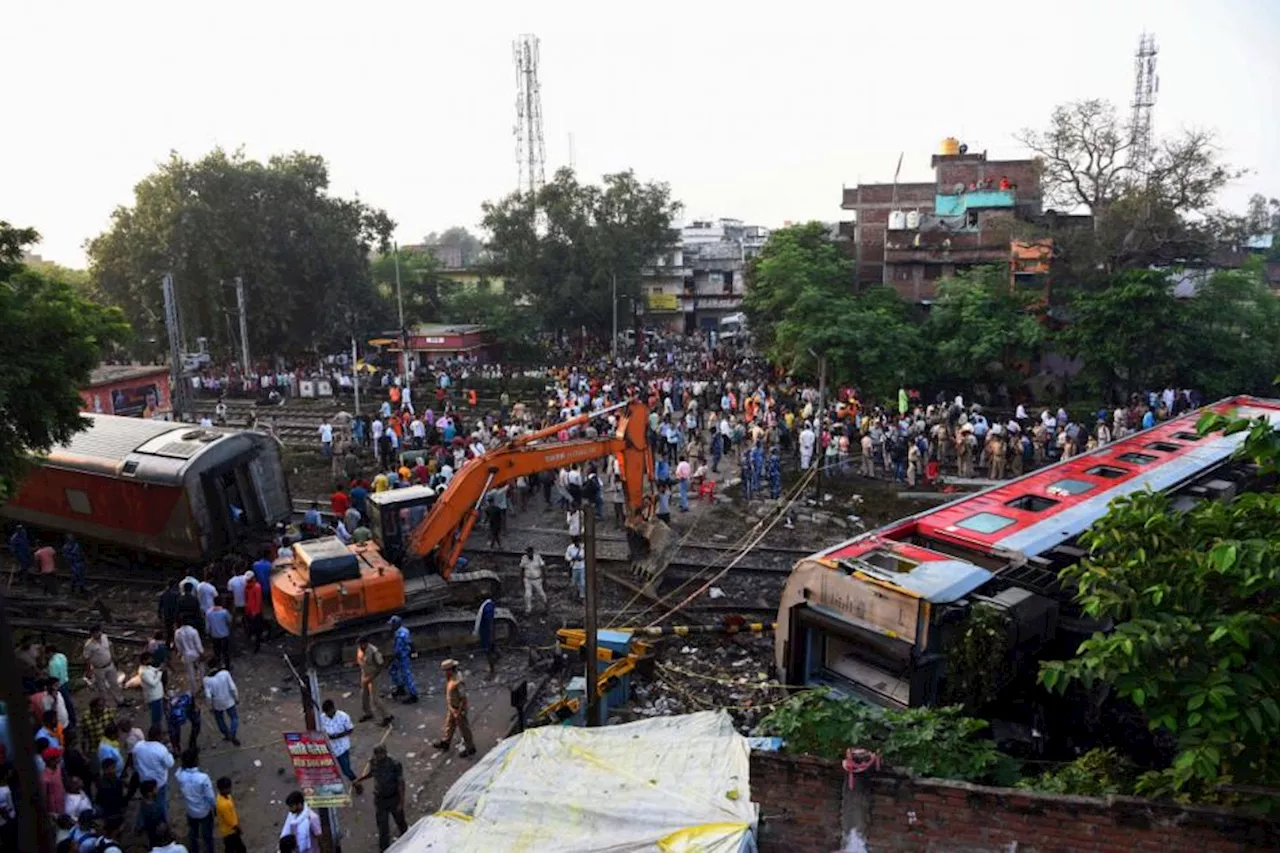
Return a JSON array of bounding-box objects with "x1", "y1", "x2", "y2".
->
[
  {"x1": 83, "y1": 624, "x2": 125, "y2": 707},
  {"x1": 431, "y1": 659, "x2": 476, "y2": 757}
]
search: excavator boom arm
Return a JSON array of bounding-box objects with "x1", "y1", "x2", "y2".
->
[{"x1": 408, "y1": 401, "x2": 653, "y2": 578}]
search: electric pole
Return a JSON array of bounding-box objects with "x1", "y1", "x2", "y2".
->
[
  {"x1": 583, "y1": 510, "x2": 603, "y2": 727},
  {"x1": 235, "y1": 276, "x2": 250, "y2": 374}
]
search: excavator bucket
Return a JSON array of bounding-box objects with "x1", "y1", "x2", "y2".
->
[{"x1": 628, "y1": 517, "x2": 679, "y2": 594}]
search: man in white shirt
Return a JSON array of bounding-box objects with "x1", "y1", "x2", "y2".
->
[
  {"x1": 566, "y1": 506, "x2": 583, "y2": 538},
  {"x1": 173, "y1": 623, "x2": 204, "y2": 695},
  {"x1": 202, "y1": 665, "x2": 240, "y2": 747},
  {"x1": 195, "y1": 574, "x2": 217, "y2": 615},
  {"x1": 565, "y1": 537, "x2": 586, "y2": 601},
  {"x1": 519, "y1": 546, "x2": 548, "y2": 615},
  {"x1": 798, "y1": 423, "x2": 816, "y2": 471},
  {"x1": 226, "y1": 571, "x2": 247, "y2": 629},
  {"x1": 319, "y1": 421, "x2": 334, "y2": 458},
  {"x1": 280, "y1": 791, "x2": 322, "y2": 853},
  {"x1": 320, "y1": 699, "x2": 361, "y2": 792}
]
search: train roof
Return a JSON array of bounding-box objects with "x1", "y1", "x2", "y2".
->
[
  {"x1": 44, "y1": 414, "x2": 273, "y2": 485},
  {"x1": 815, "y1": 395, "x2": 1280, "y2": 603}
]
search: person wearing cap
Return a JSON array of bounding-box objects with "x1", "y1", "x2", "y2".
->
[
  {"x1": 353, "y1": 745, "x2": 406, "y2": 852},
  {"x1": 431, "y1": 660, "x2": 475, "y2": 757},
  {"x1": 387, "y1": 616, "x2": 418, "y2": 704},
  {"x1": 355, "y1": 636, "x2": 394, "y2": 726}
]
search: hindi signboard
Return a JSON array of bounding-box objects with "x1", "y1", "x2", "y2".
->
[{"x1": 282, "y1": 731, "x2": 350, "y2": 808}]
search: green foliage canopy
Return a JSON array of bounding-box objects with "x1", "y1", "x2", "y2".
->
[
  {"x1": 86, "y1": 148, "x2": 394, "y2": 357},
  {"x1": 481, "y1": 167, "x2": 679, "y2": 333},
  {"x1": 0, "y1": 224, "x2": 130, "y2": 500}
]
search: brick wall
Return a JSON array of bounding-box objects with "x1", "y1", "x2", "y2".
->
[
  {"x1": 751, "y1": 752, "x2": 847, "y2": 853},
  {"x1": 749, "y1": 752, "x2": 1280, "y2": 853}
]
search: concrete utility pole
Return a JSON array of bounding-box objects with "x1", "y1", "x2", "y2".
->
[
  {"x1": 297, "y1": 592, "x2": 341, "y2": 853},
  {"x1": 162, "y1": 272, "x2": 190, "y2": 421},
  {"x1": 351, "y1": 335, "x2": 360, "y2": 414},
  {"x1": 811, "y1": 350, "x2": 827, "y2": 500},
  {"x1": 583, "y1": 510, "x2": 604, "y2": 727},
  {"x1": 235, "y1": 276, "x2": 250, "y2": 374},
  {"x1": 611, "y1": 272, "x2": 618, "y2": 363},
  {"x1": 394, "y1": 242, "x2": 407, "y2": 384}
]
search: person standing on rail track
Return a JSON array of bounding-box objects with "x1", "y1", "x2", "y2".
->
[
  {"x1": 355, "y1": 636, "x2": 394, "y2": 726},
  {"x1": 62, "y1": 533, "x2": 88, "y2": 596},
  {"x1": 520, "y1": 546, "x2": 548, "y2": 615},
  {"x1": 387, "y1": 616, "x2": 419, "y2": 704},
  {"x1": 565, "y1": 535, "x2": 586, "y2": 601},
  {"x1": 8, "y1": 523, "x2": 33, "y2": 581},
  {"x1": 84, "y1": 625, "x2": 126, "y2": 708}
]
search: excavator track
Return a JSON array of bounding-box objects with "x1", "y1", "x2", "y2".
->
[{"x1": 304, "y1": 605, "x2": 520, "y2": 668}]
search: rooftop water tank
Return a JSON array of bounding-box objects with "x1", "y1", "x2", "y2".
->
[
  {"x1": 888, "y1": 211, "x2": 906, "y2": 231},
  {"x1": 941, "y1": 137, "x2": 961, "y2": 156}
]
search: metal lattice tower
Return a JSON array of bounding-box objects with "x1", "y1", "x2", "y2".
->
[
  {"x1": 513, "y1": 34, "x2": 547, "y2": 198},
  {"x1": 1128, "y1": 32, "x2": 1159, "y2": 173}
]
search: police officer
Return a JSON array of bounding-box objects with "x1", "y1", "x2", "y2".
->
[
  {"x1": 386, "y1": 616, "x2": 418, "y2": 704},
  {"x1": 354, "y1": 745, "x2": 407, "y2": 852},
  {"x1": 431, "y1": 659, "x2": 476, "y2": 757},
  {"x1": 767, "y1": 447, "x2": 782, "y2": 499}
]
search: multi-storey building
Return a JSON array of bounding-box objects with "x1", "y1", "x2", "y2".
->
[
  {"x1": 643, "y1": 219, "x2": 770, "y2": 334},
  {"x1": 840, "y1": 139, "x2": 1042, "y2": 301}
]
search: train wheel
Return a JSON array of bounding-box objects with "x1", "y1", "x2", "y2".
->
[{"x1": 311, "y1": 642, "x2": 341, "y2": 668}]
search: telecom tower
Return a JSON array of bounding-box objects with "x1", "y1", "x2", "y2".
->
[
  {"x1": 1128, "y1": 32, "x2": 1159, "y2": 173},
  {"x1": 513, "y1": 34, "x2": 547, "y2": 198}
]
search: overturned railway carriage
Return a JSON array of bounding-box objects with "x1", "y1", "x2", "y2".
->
[
  {"x1": 2, "y1": 415, "x2": 292, "y2": 562},
  {"x1": 775, "y1": 395, "x2": 1280, "y2": 710}
]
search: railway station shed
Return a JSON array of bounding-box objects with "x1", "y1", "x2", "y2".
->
[
  {"x1": 388, "y1": 710, "x2": 758, "y2": 853},
  {"x1": 80, "y1": 364, "x2": 173, "y2": 418},
  {"x1": 379, "y1": 322, "x2": 499, "y2": 369}
]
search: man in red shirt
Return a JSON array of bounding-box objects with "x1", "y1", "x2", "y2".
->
[
  {"x1": 34, "y1": 542, "x2": 57, "y2": 595},
  {"x1": 330, "y1": 485, "x2": 350, "y2": 519},
  {"x1": 243, "y1": 573, "x2": 265, "y2": 654}
]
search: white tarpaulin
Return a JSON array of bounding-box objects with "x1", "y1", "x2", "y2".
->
[{"x1": 388, "y1": 710, "x2": 758, "y2": 853}]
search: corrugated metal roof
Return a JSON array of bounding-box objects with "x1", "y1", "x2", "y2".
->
[{"x1": 54, "y1": 415, "x2": 186, "y2": 463}]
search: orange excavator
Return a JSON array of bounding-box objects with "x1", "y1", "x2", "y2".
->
[{"x1": 270, "y1": 400, "x2": 674, "y2": 665}]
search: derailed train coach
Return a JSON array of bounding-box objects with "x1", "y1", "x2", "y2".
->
[
  {"x1": 2, "y1": 414, "x2": 292, "y2": 563},
  {"x1": 774, "y1": 395, "x2": 1280, "y2": 711}
]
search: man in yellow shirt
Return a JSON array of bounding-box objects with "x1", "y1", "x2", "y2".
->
[{"x1": 215, "y1": 776, "x2": 245, "y2": 853}]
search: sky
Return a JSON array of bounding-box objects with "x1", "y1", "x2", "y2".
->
[{"x1": 4, "y1": 0, "x2": 1279, "y2": 266}]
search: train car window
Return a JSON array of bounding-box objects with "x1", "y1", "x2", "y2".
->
[
  {"x1": 65, "y1": 489, "x2": 92, "y2": 515},
  {"x1": 1085, "y1": 465, "x2": 1129, "y2": 479},
  {"x1": 122, "y1": 460, "x2": 140, "y2": 475},
  {"x1": 1005, "y1": 495, "x2": 1059, "y2": 512},
  {"x1": 1046, "y1": 478, "x2": 1096, "y2": 496},
  {"x1": 1145, "y1": 441, "x2": 1182, "y2": 453},
  {"x1": 953, "y1": 512, "x2": 1016, "y2": 534},
  {"x1": 1116, "y1": 452, "x2": 1158, "y2": 465},
  {"x1": 855, "y1": 549, "x2": 920, "y2": 574},
  {"x1": 1172, "y1": 431, "x2": 1203, "y2": 442}
]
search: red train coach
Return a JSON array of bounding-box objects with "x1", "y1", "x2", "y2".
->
[
  {"x1": 775, "y1": 395, "x2": 1280, "y2": 710},
  {"x1": 2, "y1": 415, "x2": 292, "y2": 563}
]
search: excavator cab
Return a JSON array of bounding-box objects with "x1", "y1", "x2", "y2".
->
[
  {"x1": 366, "y1": 485, "x2": 437, "y2": 566},
  {"x1": 270, "y1": 537, "x2": 407, "y2": 638}
]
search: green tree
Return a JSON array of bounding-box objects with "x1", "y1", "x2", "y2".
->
[
  {"x1": 745, "y1": 223, "x2": 924, "y2": 400},
  {"x1": 371, "y1": 248, "x2": 451, "y2": 327},
  {"x1": 1060, "y1": 269, "x2": 1188, "y2": 401},
  {"x1": 481, "y1": 167, "x2": 679, "y2": 333},
  {"x1": 0, "y1": 224, "x2": 130, "y2": 500},
  {"x1": 1017, "y1": 99, "x2": 1240, "y2": 279},
  {"x1": 1040, "y1": 410, "x2": 1280, "y2": 801},
  {"x1": 925, "y1": 266, "x2": 1046, "y2": 391},
  {"x1": 1182, "y1": 264, "x2": 1280, "y2": 398},
  {"x1": 87, "y1": 148, "x2": 394, "y2": 357}
]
